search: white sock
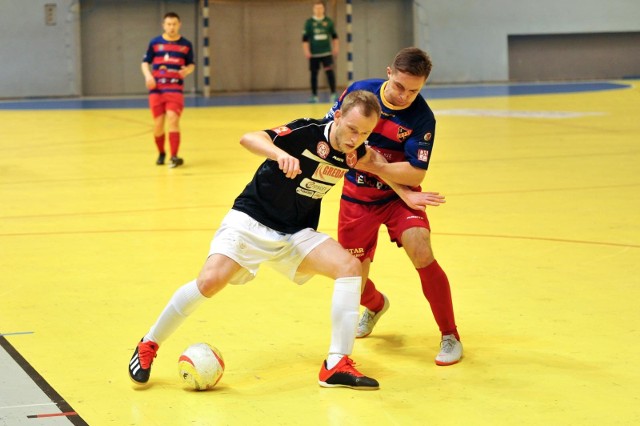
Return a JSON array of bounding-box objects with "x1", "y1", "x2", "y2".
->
[
  {"x1": 326, "y1": 276, "x2": 361, "y2": 370},
  {"x1": 144, "y1": 280, "x2": 207, "y2": 345}
]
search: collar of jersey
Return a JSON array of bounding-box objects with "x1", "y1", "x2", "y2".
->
[
  {"x1": 379, "y1": 81, "x2": 404, "y2": 111},
  {"x1": 324, "y1": 121, "x2": 332, "y2": 142}
]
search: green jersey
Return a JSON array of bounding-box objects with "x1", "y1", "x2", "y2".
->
[{"x1": 302, "y1": 16, "x2": 337, "y2": 57}]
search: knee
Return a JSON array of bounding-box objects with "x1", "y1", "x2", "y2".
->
[
  {"x1": 336, "y1": 255, "x2": 362, "y2": 278},
  {"x1": 196, "y1": 268, "x2": 221, "y2": 297},
  {"x1": 167, "y1": 116, "x2": 180, "y2": 128},
  {"x1": 406, "y1": 241, "x2": 435, "y2": 268}
]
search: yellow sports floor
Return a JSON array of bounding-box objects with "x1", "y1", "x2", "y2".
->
[{"x1": 1, "y1": 83, "x2": 639, "y2": 425}]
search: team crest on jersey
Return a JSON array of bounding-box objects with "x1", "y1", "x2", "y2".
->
[
  {"x1": 418, "y1": 149, "x2": 430, "y2": 162},
  {"x1": 346, "y1": 152, "x2": 358, "y2": 168},
  {"x1": 424, "y1": 132, "x2": 432, "y2": 142},
  {"x1": 397, "y1": 126, "x2": 412, "y2": 142},
  {"x1": 272, "y1": 126, "x2": 292, "y2": 136},
  {"x1": 316, "y1": 141, "x2": 330, "y2": 159}
]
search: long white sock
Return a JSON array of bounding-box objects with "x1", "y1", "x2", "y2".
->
[
  {"x1": 144, "y1": 280, "x2": 207, "y2": 345},
  {"x1": 327, "y1": 276, "x2": 361, "y2": 369}
]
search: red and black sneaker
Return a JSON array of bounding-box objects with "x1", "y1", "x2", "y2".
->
[
  {"x1": 318, "y1": 356, "x2": 379, "y2": 390},
  {"x1": 128, "y1": 338, "x2": 159, "y2": 385}
]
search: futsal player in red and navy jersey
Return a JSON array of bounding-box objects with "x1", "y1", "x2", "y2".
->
[
  {"x1": 141, "y1": 12, "x2": 195, "y2": 168},
  {"x1": 325, "y1": 47, "x2": 463, "y2": 366}
]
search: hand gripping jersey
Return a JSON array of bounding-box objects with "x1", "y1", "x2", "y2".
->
[
  {"x1": 142, "y1": 36, "x2": 194, "y2": 94},
  {"x1": 232, "y1": 119, "x2": 367, "y2": 234},
  {"x1": 325, "y1": 79, "x2": 436, "y2": 205}
]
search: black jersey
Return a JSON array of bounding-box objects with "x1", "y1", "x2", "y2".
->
[{"x1": 232, "y1": 118, "x2": 367, "y2": 234}]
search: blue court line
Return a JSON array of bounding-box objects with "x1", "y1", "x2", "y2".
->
[{"x1": 0, "y1": 81, "x2": 630, "y2": 110}]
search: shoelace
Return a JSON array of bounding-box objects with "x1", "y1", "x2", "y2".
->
[
  {"x1": 138, "y1": 342, "x2": 158, "y2": 369},
  {"x1": 440, "y1": 338, "x2": 456, "y2": 354},
  {"x1": 340, "y1": 357, "x2": 364, "y2": 377},
  {"x1": 360, "y1": 310, "x2": 374, "y2": 324}
]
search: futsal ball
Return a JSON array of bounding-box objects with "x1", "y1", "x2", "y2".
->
[{"x1": 178, "y1": 343, "x2": 225, "y2": 390}]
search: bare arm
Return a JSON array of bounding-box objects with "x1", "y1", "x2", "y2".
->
[
  {"x1": 141, "y1": 62, "x2": 156, "y2": 89},
  {"x1": 302, "y1": 41, "x2": 311, "y2": 59},
  {"x1": 356, "y1": 148, "x2": 425, "y2": 187},
  {"x1": 356, "y1": 147, "x2": 444, "y2": 210},
  {"x1": 239, "y1": 131, "x2": 302, "y2": 179},
  {"x1": 179, "y1": 63, "x2": 195, "y2": 78},
  {"x1": 386, "y1": 180, "x2": 445, "y2": 211}
]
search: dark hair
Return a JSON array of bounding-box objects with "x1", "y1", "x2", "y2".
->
[
  {"x1": 164, "y1": 12, "x2": 181, "y2": 21},
  {"x1": 341, "y1": 90, "x2": 381, "y2": 120},
  {"x1": 391, "y1": 47, "x2": 432, "y2": 79}
]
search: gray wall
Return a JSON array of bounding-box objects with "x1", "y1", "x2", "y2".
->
[
  {"x1": 414, "y1": 0, "x2": 640, "y2": 83},
  {"x1": 508, "y1": 32, "x2": 640, "y2": 81},
  {"x1": 2, "y1": 0, "x2": 640, "y2": 98},
  {"x1": 0, "y1": 0, "x2": 82, "y2": 98}
]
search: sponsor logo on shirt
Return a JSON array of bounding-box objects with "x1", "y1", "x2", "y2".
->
[
  {"x1": 300, "y1": 178, "x2": 332, "y2": 195},
  {"x1": 272, "y1": 126, "x2": 292, "y2": 136},
  {"x1": 312, "y1": 163, "x2": 347, "y2": 183},
  {"x1": 397, "y1": 126, "x2": 412, "y2": 142},
  {"x1": 355, "y1": 172, "x2": 390, "y2": 190}
]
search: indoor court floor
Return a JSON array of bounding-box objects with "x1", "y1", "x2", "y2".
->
[{"x1": 1, "y1": 81, "x2": 639, "y2": 425}]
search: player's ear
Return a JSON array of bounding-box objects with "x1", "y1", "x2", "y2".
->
[{"x1": 333, "y1": 109, "x2": 342, "y2": 121}]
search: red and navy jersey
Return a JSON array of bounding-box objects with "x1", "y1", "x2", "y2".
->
[
  {"x1": 232, "y1": 119, "x2": 367, "y2": 234},
  {"x1": 325, "y1": 79, "x2": 436, "y2": 204},
  {"x1": 142, "y1": 36, "x2": 194, "y2": 94}
]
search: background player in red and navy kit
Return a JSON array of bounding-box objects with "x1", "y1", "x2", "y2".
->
[
  {"x1": 141, "y1": 12, "x2": 195, "y2": 168},
  {"x1": 325, "y1": 47, "x2": 463, "y2": 366}
]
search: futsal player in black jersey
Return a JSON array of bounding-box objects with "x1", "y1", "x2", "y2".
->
[{"x1": 128, "y1": 90, "x2": 445, "y2": 390}]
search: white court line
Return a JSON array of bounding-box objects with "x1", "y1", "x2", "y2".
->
[
  {"x1": 0, "y1": 332, "x2": 34, "y2": 336},
  {"x1": 0, "y1": 402, "x2": 57, "y2": 410},
  {"x1": 435, "y1": 109, "x2": 605, "y2": 119}
]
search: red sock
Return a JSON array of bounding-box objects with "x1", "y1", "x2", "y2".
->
[
  {"x1": 169, "y1": 132, "x2": 180, "y2": 157},
  {"x1": 418, "y1": 260, "x2": 459, "y2": 340},
  {"x1": 154, "y1": 134, "x2": 165, "y2": 153},
  {"x1": 360, "y1": 278, "x2": 385, "y2": 312}
]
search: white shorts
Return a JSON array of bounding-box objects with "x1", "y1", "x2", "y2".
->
[{"x1": 208, "y1": 209, "x2": 330, "y2": 285}]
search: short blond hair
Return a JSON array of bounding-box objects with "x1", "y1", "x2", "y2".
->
[{"x1": 340, "y1": 90, "x2": 381, "y2": 120}]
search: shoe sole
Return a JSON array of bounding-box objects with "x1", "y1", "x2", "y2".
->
[
  {"x1": 435, "y1": 355, "x2": 462, "y2": 366},
  {"x1": 129, "y1": 376, "x2": 152, "y2": 387},
  {"x1": 318, "y1": 381, "x2": 379, "y2": 390}
]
